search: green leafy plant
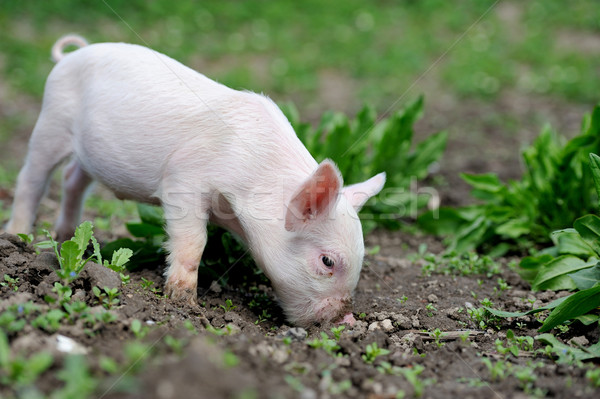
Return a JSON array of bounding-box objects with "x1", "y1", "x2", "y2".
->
[
  {"x1": 284, "y1": 96, "x2": 447, "y2": 232},
  {"x1": 0, "y1": 330, "x2": 53, "y2": 388},
  {"x1": 130, "y1": 319, "x2": 150, "y2": 339},
  {"x1": 362, "y1": 342, "x2": 390, "y2": 364},
  {"x1": 220, "y1": 299, "x2": 237, "y2": 312},
  {"x1": 17, "y1": 233, "x2": 33, "y2": 244},
  {"x1": 1, "y1": 274, "x2": 19, "y2": 292},
  {"x1": 100, "y1": 204, "x2": 166, "y2": 270},
  {"x1": 36, "y1": 221, "x2": 95, "y2": 284},
  {"x1": 421, "y1": 251, "x2": 501, "y2": 277},
  {"x1": 308, "y1": 332, "x2": 341, "y2": 357},
  {"x1": 486, "y1": 152, "x2": 600, "y2": 332},
  {"x1": 420, "y1": 106, "x2": 600, "y2": 255},
  {"x1": 330, "y1": 325, "x2": 345, "y2": 341},
  {"x1": 92, "y1": 286, "x2": 120, "y2": 309},
  {"x1": 429, "y1": 328, "x2": 446, "y2": 348}
]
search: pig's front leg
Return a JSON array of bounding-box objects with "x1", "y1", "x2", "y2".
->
[{"x1": 163, "y1": 207, "x2": 208, "y2": 306}]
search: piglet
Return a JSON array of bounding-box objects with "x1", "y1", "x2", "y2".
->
[{"x1": 5, "y1": 35, "x2": 385, "y2": 326}]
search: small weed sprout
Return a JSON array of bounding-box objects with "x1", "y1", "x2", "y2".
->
[
  {"x1": 1, "y1": 274, "x2": 19, "y2": 292},
  {"x1": 183, "y1": 320, "x2": 197, "y2": 335},
  {"x1": 494, "y1": 278, "x2": 511, "y2": 295},
  {"x1": 397, "y1": 295, "x2": 408, "y2": 304},
  {"x1": 586, "y1": 367, "x2": 600, "y2": 388},
  {"x1": 140, "y1": 277, "x2": 154, "y2": 290},
  {"x1": 362, "y1": 342, "x2": 390, "y2": 364},
  {"x1": 205, "y1": 324, "x2": 236, "y2": 336},
  {"x1": 164, "y1": 335, "x2": 186, "y2": 356},
  {"x1": 330, "y1": 325, "x2": 345, "y2": 341},
  {"x1": 17, "y1": 233, "x2": 34, "y2": 244},
  {"x1": 220, "y1": 299, "x2": 237, "y2": 312},
  {"x1": 93, "y1": 286, "x2": 120, "y2": 309},
  {"x1": 222, "y1": 350, "x2": 239, "y2": 368},
  {"x1": 425, "y1": 303, "x2": 437, "y2": 317},
  {"x1": 130, "y1": 319, "x2": 150, "y2": 339},
  {"x1": 0, "y1": 331, "x2": 53, "y2": 388},
  {"x1": 397, "y1": 365, "x2": 433, "y2": 398},
  {"x1": 255, "y1": 309, "x2": 271, "y2": 324},
  {"x1": 429, "y1": 328, "x2": 446, "y2": 348},
  {"x1": 308, "y1": 332, "x2": 341, "y2": 356},
  {"x1": 31, "y1": 309, "x2": 66, "y2": 333}
]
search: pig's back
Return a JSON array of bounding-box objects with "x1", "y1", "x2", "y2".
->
[{"x1": 42, "y1": 42, "x2": 316, "y2": 203}]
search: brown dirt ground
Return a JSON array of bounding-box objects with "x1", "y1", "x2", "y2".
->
[{"x1": 1, "y1": 227, "x2": 598, "y2": 398}]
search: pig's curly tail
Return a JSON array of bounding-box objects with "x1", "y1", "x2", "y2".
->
[{"x1": 51, "y1": 34, "x2": 89, "y2": 63}]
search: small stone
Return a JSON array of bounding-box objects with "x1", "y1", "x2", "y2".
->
[
  {"x1": 299, "y1": 389, "x2": 317, "y2": 399},
  {"x1": 286, "y1": 327, "x2": 307, "y2": 341},
  {"x1": 401, "y1": 332, "x2": 418, "y2": 344},
  {"x1": 427, "y1": 294, "x2": 438, "y2": 303},
  {"x1": 83, "y1": 262, "x2": 121, "y2": 289},
  {"x1": 375, "y1": 312, "x2": 390, "y2": 321},
  {"x1": 392, "y1": 313, "x2": 412, "y2": 330},
  {"x1": 445, "y1": 307, "x2": 462, "y2": 320},
  {"x1": 368, "y1": 322, "x2": 381, "y2": 332},
  {"x1": 272, "y1": 348, "x2": 289, "y2": 364},
  {"x1": 55, "y1": 334, "x2": 88, "y2": 355},
  {"x1": 381, "y1": 319, "x2": 394, "y2": 332},
  {"x1": 335, "y1": 356, "x2": 351, "y2": 367},
  {"x1": 569, "y1": 336, "x2": 589, "y2": 347},
  {"x1": 209, "y1": 280, "x2": 222, "y2": 293},
  {"x1": 411, "y1": 316, "x2": 420, "y2": 328}
]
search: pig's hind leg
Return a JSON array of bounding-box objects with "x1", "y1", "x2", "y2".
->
[
  {"x1": 54, "y1": 160, "x2": 93, "y2": 241},
  {"x1": 163, "y1": 206, "x2": 209, "y2": 306},
  {"x1": 5, "y1": 112, "x2": 74, "y2": 236}
]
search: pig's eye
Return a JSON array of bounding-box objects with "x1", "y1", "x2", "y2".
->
[{"x1": 321, "y1": 256, "x2": 334, "y2": 268}]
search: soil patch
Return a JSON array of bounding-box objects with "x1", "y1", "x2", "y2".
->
[{"x1": 1, "y1": 232, "x2": 597, "y2": 398}]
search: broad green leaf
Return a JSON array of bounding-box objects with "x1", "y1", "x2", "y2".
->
[
  {"x1": 574, "y1": 214, "x2": 600, "y2": 255},
  {"x1": 551, "y1": 228, "x2": 595, "y2": 257},
  {"x1": 484, "y1": 295, "x2": 567, "y2": 319},
  {"x1": 126, "y1": 223, "x2": 165, "y2": 238},
  {"x1": 408, "y1": 130, "x2": 448, "y2": 180},
  {"x1": 72, "y1": 221, "x2": 93, "y2": 259},
  {"x1": 588, "y1": 153, "x2": 600, "y2": 203},
  {"x1": 91, "y1": 236, "x2": 102, "y2": 265},
  {"x1": 60, "y1": 241, "x2": 82, "y2": 273},
  {"x1": 0, "y1": 331, "x2": 8, "y2": 367},
  {"x1": 536, "y1": 333, "x2": 600, "y2": 361},
  {"x1": 495, "y1": 218, "x2": 530, "y2": 239},
  {"x1": 28, "y1": 352, "x2": 53, "y2": 378},
  {"x1": 574, "y1": 313, "x2": 600, "y2": 326},
  {"x1": 417, "y1": 207, "x2": 466, "y2": 236},
  {"x1": 137, "y1": 204, "x2": 165, "y2": 227},
  {"x1": 452, "y1": 215, "x2": 489, "y2": 254},
  {"x1": 460, "y1": 173, "x2": 505, "y2": 193},
  {"x1": 531, "y1": 255, "x2": 597, "y2": 291},
  {"x1": 111, "y1": 248, "x2": 134, "y2": 268},
  {"x1": 568, "y1": 263, "x2": 600, "y2": 291},
  {"x1": 539, "y1": 284, "x2": 600, "y2": 332}
]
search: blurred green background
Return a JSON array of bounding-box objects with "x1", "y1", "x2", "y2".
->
[{"x1": 1, "y1": 0, "x2": 599, "y2": 222}]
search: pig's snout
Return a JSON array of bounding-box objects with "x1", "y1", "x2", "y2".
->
[
  {"x1": 337, "y1": 312, "x2": 356, "y2": 326},
  {"x1": 314, "y1": 296, "x2": 353, "y2": 324}
]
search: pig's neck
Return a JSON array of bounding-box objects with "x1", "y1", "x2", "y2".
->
[{"x1": 210, "y1": 165, "x2": 314, "y2": 272}]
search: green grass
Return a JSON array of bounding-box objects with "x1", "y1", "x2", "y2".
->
[{"x1": 1, "y1": 0, "x2": 599, "y2": 113}]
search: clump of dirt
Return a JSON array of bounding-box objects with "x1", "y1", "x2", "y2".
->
[{"x1": 1, "y1": 231, "x2": 598, "y2": 398}]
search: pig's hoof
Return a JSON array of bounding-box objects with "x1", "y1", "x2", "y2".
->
[{"x1": 165, "y1": 281, "x2": 198, "y2": 307}]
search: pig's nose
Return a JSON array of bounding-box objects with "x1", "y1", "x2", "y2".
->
[{"x1": 337, "y1": 312, "x2": 356, "y2": 326}]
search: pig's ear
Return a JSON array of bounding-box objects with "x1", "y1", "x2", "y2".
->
[
  {"x1": 343, "y1": 172, "x2": 386, "y2": 212},
  {"x1": 285, "y1": 160, "x2": 342, "y2": 232}
]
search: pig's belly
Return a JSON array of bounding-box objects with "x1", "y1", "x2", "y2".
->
[{"x1": 74, "y1": 138, "x2": 166, "y2": 204}]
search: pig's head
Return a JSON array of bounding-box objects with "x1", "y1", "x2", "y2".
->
[{"x1": 262, "y1": 160, "x2": 385, "y2": 327}]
